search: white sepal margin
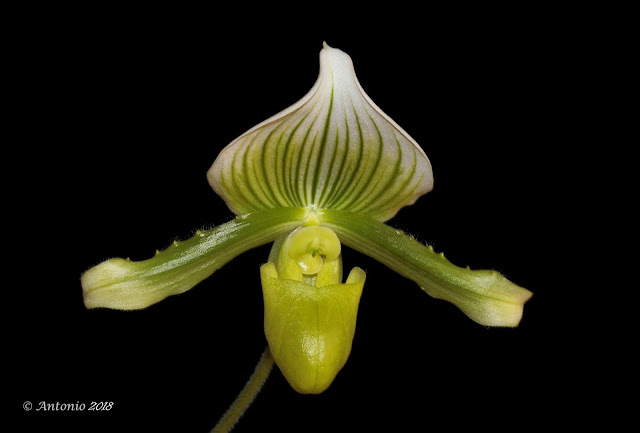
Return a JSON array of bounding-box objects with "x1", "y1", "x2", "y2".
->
[{"x1": 208, "y1": 43, "x2": 433, "y2": 222}]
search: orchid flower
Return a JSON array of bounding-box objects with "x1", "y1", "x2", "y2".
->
[{"x1": 81, "y1": 42, "x2": 532, "y2": 432}]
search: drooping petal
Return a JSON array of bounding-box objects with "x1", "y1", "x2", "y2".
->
[
  {"x1": 321, "y1": 209, "x2": 533, "y2": 327},
  {"x1": 208, "y1": 43, "x2": 433, "y2": 222},
  {"x1": 81, "y1": 208, "x2": 306, "y2": 310}
]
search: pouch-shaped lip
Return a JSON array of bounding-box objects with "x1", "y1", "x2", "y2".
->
[{"x1": 260, "y1": 263, "x2": 366, "y2": 394}]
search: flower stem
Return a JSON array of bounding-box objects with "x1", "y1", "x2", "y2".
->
[{"x1": 212, "y1": 346, "x2": 274, "y2": 433}]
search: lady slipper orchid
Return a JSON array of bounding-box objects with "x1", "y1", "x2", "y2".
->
[{"x1": 81, "y1": 42, "x2": 532, "y2": 432}]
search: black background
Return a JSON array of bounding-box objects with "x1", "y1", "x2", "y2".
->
[{"x1": 10, "y1": 6, "x2": 611, "y2": 433}]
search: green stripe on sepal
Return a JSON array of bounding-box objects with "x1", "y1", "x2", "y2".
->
[
  {"x1": 321, "y1": 209, "x2": 533, "y2": 327},
  {"x1": 208, "y1": 43, "x2": 433, "y2": 222},
  {"x1": 81, "y1": 207, "x2": 307, "y2": 310}
]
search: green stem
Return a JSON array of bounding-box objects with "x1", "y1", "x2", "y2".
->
[
  {"x1": 321, "y1": 209, "x2": 532, "y2": 327},
  {"x1": 212, "y1": 346, "x2": 275, "y2": 433}
]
